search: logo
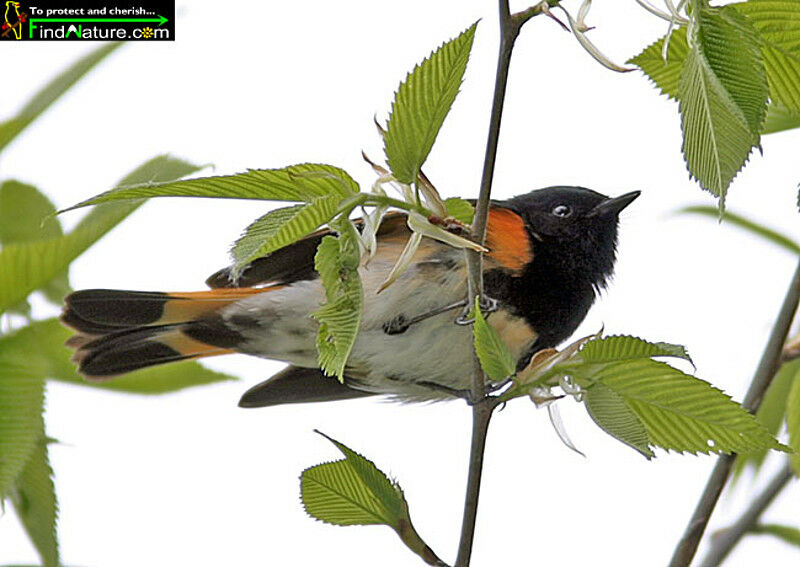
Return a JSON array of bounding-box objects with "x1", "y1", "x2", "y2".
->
[
  {"x1": 1, "y1": 1, "x2": 174, "y2": 41},
  {"x1": 1, "y1": 1, "x2": 28, "y2": 39}
]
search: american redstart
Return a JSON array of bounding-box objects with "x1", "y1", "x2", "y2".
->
[{"x1": 62, "y1": 186, "x2": 639, "y2": 406}]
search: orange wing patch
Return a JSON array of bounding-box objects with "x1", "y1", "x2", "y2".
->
[{"x1": 485, "y1": 208, "x2": 532, "y2": 274}]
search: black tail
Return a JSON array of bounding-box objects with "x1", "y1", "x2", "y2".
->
[{"x1": 62, "y1": 288, "x2": 264, "y2": 378}]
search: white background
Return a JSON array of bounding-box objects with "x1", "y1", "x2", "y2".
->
[{"x1": 2, "y1": 1, "x2": 800, "y2": 565}]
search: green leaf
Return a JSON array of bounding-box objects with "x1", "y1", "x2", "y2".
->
[
  {"x1": 628, "y1": 26, "x2": 689, "y2": 99},
  {"x1": 6, "y1": 318, "x2": 238, "y2": 394},
  {"x1": 0, "y1": 181, "x2": 63, "y2": 243},
  {"x1": 751, "y1": 523, "x2": 800, "y2": 548},
  {"x1": 0, "y1": 181, "x2": 71, "y2": 309},
  {"x1": 0, "y1": 347, "x2": 46, "y2": 499},
  {"x1": 384, "y1": 22, "x2": 478, "y2": 184},
  {"x1": 63, "y1": 163, "x2": 360, "y2": 212},
  {"x1": 0, "y1": 156, "x2": 202, "y2": 316},
  {"x1": 576, "y1": 359, "x2": 787, "y2": 456},
  {"x1": 10, "y1": 436, "x2": 59, "y2": 567},
  {"x1": 786, "y1": 360, "x2": 800, "y2": 475},
  {"x1": 231, "y1": 195, "x2": 343, "y2": 279},
  {"x1": 444, "y1": 197, "x2": 475, "y2": 224},
  {"x1": 0, "y1": 43, "x2": 121, "y2": 154},
  {"x1": 734, "y1": 0, "x2": 800, "y2": 114},
  {"x1": 580, "y1": 335, "x2": 692, "y2": 364},
  {"x1": 762, "y1": 101, "x2": 800, "y2": 134},
  {"x1": 679, "y1": 5, "x2": 768, "y2": 202},
  {"x1": 472, "y1": 297, "x2": 516, "y2": 381},
  {"x1": 584, "y1": 382, "x2": 654, "y2": 459},
  {"x1": 312, "y1": 219, "x2": 363, "y2": 380},
  {"x1": 678, "y1": 205, "x2": 800, "y2": 255},
  {"x1": 734, "y1": 359, "x2": 800, "y2": 479}
]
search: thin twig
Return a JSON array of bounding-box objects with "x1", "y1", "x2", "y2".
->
[
  {"x1": 669, "y1": 259, "x2": 800, "y2": 567},
  {"x1": 454, "y1": 2, "x2": 552, "y2": 565},
  {"x1": 699, "y1": 460, "x2": 795, "y2": 567}
]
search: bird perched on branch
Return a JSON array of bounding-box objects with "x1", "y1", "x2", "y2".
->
[{"x1": 62, "y1": 186, "x2": 639, "y2": 406}]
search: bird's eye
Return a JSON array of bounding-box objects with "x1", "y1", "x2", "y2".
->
[{"x1": 551, "y1": 204, "x2": 572, "y2": 218}]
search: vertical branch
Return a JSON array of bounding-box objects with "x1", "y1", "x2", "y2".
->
[
  {"x1": 455, "y1": 2, "x2": 553, "y2": 565},
  {"x1": 669, "y1": 259, "x2": 800, "y2": 567}
]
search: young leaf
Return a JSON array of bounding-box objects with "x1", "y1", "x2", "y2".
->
[
  {"x1": 472, "y1": 297, "x2": 516, "y2": 381},
  {"x1": 312, "y1": 219, "x2": 363, "y2": 380},
  {"x1": 10, "y1": 436, "x2": 59, "y2": 567},
  {"x1": 734, "y1": 359, "x2": 800, "y2": 479},
  {"x1": 679, "y1": 5, "x2": 768, "y2": 202},
  {"x1": 576, "y1": 359, "x2": 787, "y2": 456},
  {"x1": 679, "y1": 205, "x2": 800, "y2": 255},
  {"x1": 762, "y1": 101, "x2": 800, "y2": 135},
  {"x1": 627, "y1": 25, "x2": 689, "y2": 99},
  {"x1": 0, "y1": 156, "x2": 202, "y2": 315},
  {"x1": 63, "y1": 163, "x2": 360, "y2": 212},
  {"x1": 0, "y1": 181, "x2": 71, "y2": 309},
  {"x1": 11, "y1": 318, "x2": 237, "y2": 394},
  {"x1": 0, "y1": 181, "x2": 64, "y2": 243},
  {"x1": 301, "y1": 433, "x2": 444, "y2": 565},
  {"x1": 230, "y1": 195, "x2": 343, "y2": 279},
  {"x1": 734, "y1": 0, "x2": 800, "y2": 114},
  {"x1": 0, "y1": 357, "x2": 46, "y2": 499},
  {"x1": 0, "y1": 43, "x2": 120, "y2": 154},
  {"x1": 384, "y1": 22, "x2": 478, "y2": 184},
  {"x1": 580, "y1": 335, "x2": 692, "y2": 364},
  {"x1": 444, "y1": 197, "x2": 475, "y2": 224},
  {"x1": 751, "y1": 524, "x2": 800, "y2": 548},
  {"x1": 584, "y1": 382, "x2": 654, "y2": 459}
]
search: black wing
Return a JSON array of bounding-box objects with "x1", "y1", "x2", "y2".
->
[
  {"x1": 206, "y1": 213, "x2": 409, "y2": 288},
  {"x1": 238, "y1": 365, "x2": 373, "y2": 407}
]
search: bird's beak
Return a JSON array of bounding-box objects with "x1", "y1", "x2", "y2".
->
[{"x1": 588, "y1": 190, "x2": 641, "y2": 217}]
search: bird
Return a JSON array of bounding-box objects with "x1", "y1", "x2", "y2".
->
[
  {"x1": 61, "y1": 186, "x2": 639, "y2": 407},
  {"x1": 3, "y1": 1, "x2": 22, "y2": 40}
]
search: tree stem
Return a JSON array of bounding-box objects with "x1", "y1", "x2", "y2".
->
[
  {"x1": 668, "y1": 259, "x2": 800, "y2": 567},
  {"x1": 454, "y1": 1, "x2": 523, "y2": 565},
  {"x1": 698, "y1": 460, "x2": 795, "y2": 567}
]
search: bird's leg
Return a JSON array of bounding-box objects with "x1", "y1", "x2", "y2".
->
[
  {"x1": 382, "y1": 299, "x2": 468, "y2": 335},
  {"x1": 455, "y1": 295, "x2": 499, "y2": 325}
]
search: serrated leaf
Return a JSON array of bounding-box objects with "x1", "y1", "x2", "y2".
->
[
  {"x1": 679, "y1": 205, "x2": 800, "y2": 255},
  {"x1": 231, "y1": 195, "x2": 343, "y2": 279},
  {"x1": 6, "y1": 318, "x2": 237, "y2": 394},
  {"x1": 444, "y1": 197, "x2": 475, "y2": 224},
  {"x1": 312, "y1": 219, "x2": 363, "y2": 380},
  {"x1": 762, "y1": 101, "x2": 800, "y2": 134},
  {"x1": 679, "y1": 5, "x2": 768, "y2": 202},
  {"x1": 628, "y1": 26, "x2": 689, "y2": 99},
  {"x1": 0, "y1": 43, "x2": 120, "y2": 154},
  {"x1": 786, "y1": 360, "x2": 800, "y2": 475},
  {"x1": 384, "y1": 22, "x2": 477, "y2": 184},
  {"x1": 584, "y1": 382, "x2": 654, "y2": 459},
  {"x1": 734, "y1": 0, "x2": 800, "y2": 114},
  {"x1": 577, "y1": 359, "x2": 787, "y2": 456},
  {"x1": 63, "y1": 163, "x2": 359, "y2": 212},
  {"x1": 472, "y1": 297, "x2": 516, "y2": 381},
  {"x1": 10, "y1": 436, "x2": 59, "y2": 567},
  {"x1": 734, "y1": 359, "x2": 800, "y2": 479},
  {"x1": 0, "y1": 352, "x2": 46, "y2": 499},
  {"x1": 580, "y1": 335, "x2": 692, "y2": 364},
  {"x1": 0, "y1": 156, "x2": 202, "y2": 316},
  {"x1": 751, "y1": 523, "x2": 800, "y2": 547},
  {"x1": 302, "y1": 443, "x2": 403, "y2": 526}
]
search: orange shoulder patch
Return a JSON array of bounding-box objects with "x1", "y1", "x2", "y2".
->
[{"x1": 485, "y1": 208, "x2": 532, "y2": 274}]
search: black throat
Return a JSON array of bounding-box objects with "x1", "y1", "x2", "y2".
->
[{"x1": 484, "y1": 240, "x2": 604, "y2": 353}]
